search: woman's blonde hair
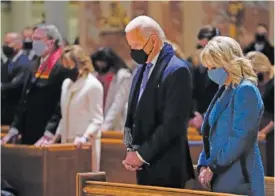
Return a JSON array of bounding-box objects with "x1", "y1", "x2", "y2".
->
[
  {"x1": 200, "y1": 36, "x2": 257, "y2": 87},
  {"x1": 62, "y1": 45, "x2": 94, "y2": 76},
  {"x1": 246, "y1": 51, "x2": 274, "y2": 80}
]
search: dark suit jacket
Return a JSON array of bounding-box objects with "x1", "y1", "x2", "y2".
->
[
  {"x1": 11, "y1": 57, "x2": 69, "y2": 144},
  {"x1": 125, "y1": 44, "x2": 194, "y2": 187},
  {"x1": 1, "y1": 53, "x2": 31, "y2": 125}
]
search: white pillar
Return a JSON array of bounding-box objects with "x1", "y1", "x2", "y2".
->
[
  {"x1": 11, "y1": 1, "x2": 32, "y2": 32},
  {"x1": 44, "y1": 1, "x2": 68, "y2": 39}
]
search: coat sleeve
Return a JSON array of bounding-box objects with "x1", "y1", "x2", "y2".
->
[
  {"x1": 137, "y1": 66, "x2": 192, "y2": 162},
  {"x1": 83, "y1": 82, "x2": 104, "y2": 138},
  {"x1": 1, "y1": 63, "x2": 28, "y2": 95},
  {"x1": 102, "y1": 72, "x2": 131, "y2": 131},
  {"x1": 45, "y1": 66, "x2": 66, "y2": 134},
  {"x1": 206, "y1": 84, "x2": 263, "y2": 173}
]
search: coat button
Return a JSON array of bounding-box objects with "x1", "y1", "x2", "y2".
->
[{"x1": 133, "y1": 124, "x2": 135, "y2": 128}]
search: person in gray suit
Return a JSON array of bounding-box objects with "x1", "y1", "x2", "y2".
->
[{"x1": 91, "y1": 47, "x2": 132, "y2": 131}]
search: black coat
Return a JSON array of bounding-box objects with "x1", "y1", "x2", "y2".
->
[
  {"x1": 192, "y1": 65, "x2": 219, "y2": 114},
  {"x1": 11, "y1": 58, "x2": 69, "y2": 145},
  {"x1": 1, "y1": 54, "x2": 31, "y2": 125},
  {"x1": 125, "y1": 44, "x2": 194, "y2": 188},
  {"x1": 243, "y1": 41, "x2": 274, "y2": 65}
]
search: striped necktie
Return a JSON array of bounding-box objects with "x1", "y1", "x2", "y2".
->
[{"x1": 138, "y1": 63, "x2": 153, "y2": 101}]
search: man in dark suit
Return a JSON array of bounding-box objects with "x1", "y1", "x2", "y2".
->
[
  {"x1": 122, "y1": 16, "x2": 194, "y2": 188},
  {"x1": 1, "y1": 25, "x2": 71, "y2": 145},
  {"x1": 1, "y1": 32, "x2": 31, "y2": 125},
  {"x1": 21, "y1": 26, "x2": 37, "y2": 61},
  {"x1": 243, "y1": 23, "x2": 274, "y2": 65}
]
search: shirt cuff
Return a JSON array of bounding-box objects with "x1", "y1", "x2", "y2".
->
[
  {"x1": 136, "y1": 151, "x2": 150, "y2": 165},
  {"x1": 44, "y1": 130, "x2": 54, "y2": 139}
]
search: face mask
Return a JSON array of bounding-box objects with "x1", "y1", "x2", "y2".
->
[
  {"x1": 94, "y1": 62, "x2": 110, "y2": 74},
  {"x1": 2, "y1": 45, "x2": 15, "y2": 59},
  {"x1": 257, "y1": 72, "x2": 264, "y2": 82},
  {"x1": 23, "y1": 40, "x2": 33, "y2": 50},
  {"x1": 208, "y1": 67, "x2": 228, "y2": 85},
  {"x1": 33, "y1": 40, "x2": 47, "y2": 57},
  {"x1": 67, "y1": 67, "x2": 79, "y2": 82},
  {"x1": 130, "y1": 38, "x2": 151, "y2": 64},
  {"x1": 255, "y1": 33, "x2": 266, "y2": 43}
]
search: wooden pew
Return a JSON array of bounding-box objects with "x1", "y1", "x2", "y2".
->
[
  {"x1": 1, "y1": 144, "x2": 93, "y2": 196},
  {"x1": 1, "y1": 125, "x2": 9, "y2": 133},
  {"x1": 265, "y1": 177, "x2": 275, "y2": 196},
  {"x1": 76, "y1": 172, "x2": 241, "y2": 196}
]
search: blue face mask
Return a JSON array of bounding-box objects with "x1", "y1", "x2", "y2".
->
[
  {"x1": 208, "y1": 67, "x2": 228, "y2": 85},
  {"x1": 33, "y1": 40, "x2": 47, "y2": 57}
]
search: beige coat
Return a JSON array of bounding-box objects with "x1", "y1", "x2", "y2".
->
[
  {"x1": 102, "y1": 68, "x2": 132, "y2": 131},
  {"x1": 56, "y1": 73, "x2": 103, "y2": 171}
]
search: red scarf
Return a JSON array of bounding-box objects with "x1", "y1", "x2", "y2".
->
[
  {"x1": 35, "y1": 48, "x2": 63, "y2": 79},
  {"x1": 97, "y1": 72, "x2": 114, "y2": 108}
]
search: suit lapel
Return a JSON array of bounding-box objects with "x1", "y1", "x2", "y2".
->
[
  {"x1": 211, "y1": 87, "x2": 234, "y2": 127},
  {"x1": 127, "y1": 65, "x2": 144, "y2": 111}
]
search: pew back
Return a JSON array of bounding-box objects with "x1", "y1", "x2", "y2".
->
[
  {"x1": 76, "y1": 172, "x2": 241, "y2": 196},
  {"x1": 265, "y1": 177, "x2": 275, "y2": 196},
  {"x1": 1, "y1": 144, "x2": 92, "y2": 196}
]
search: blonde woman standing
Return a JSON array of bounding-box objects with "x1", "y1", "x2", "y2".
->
[
  {"x1": 246, "y1": 51, "x2": 274, "y2": 177},
  {"x1": 49, "y1": 45, "x2": 104, "y2": 172},
  {"x1": 197, "y1": 36, "x2": 265, "y2": 195}
]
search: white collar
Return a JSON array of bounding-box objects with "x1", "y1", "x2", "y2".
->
[
  {"x1": 12, "y1": 50, "x2": 23, "y2": 63},
  {"x1": 150, "y1": 52, "x2": 160, "y2": 66}
]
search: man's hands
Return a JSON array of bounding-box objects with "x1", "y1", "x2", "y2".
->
[
  {"x1": 74, "y1": 136, "x2": 88, "y2": 148},
  {"x1": 122, "y1": 151, "x2": 143, "y2": 172},
  {"x1": 1, "y1": 127, "x2": 20, "y2": 145},
  {"x1": 34, "y1": 135, "x2": 54, "y2": 147},
  {"x1": 198, "y1": 167, "x2": 213, "y2": 190}
]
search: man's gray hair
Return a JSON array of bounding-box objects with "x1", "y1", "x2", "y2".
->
[
  {"x1": 125, "y1": 15, "x2": 166, "y2": 42},
  {"x1": 37, "y1": 24, "x2": 63, "y2": 46}
]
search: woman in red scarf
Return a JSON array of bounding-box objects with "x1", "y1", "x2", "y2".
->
[{"x1": 91, "y1": 47, "x2": 132, "y2": 132}]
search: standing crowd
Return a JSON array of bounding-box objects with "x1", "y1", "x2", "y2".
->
[{"x1": 1, "y1": 15, "x2": 274, "y2": 196}]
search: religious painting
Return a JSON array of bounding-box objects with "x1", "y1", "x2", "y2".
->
[
  {"x1": 80, "y1": 1, "x2": 148, "y2": 66},
  {"x1": 201, "y1": 1, "x2": 270, "y2": 48}
]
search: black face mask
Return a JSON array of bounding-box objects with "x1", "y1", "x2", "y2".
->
[
  {"x1": 130, "y1": 38, "x2": 152, "y2": 64},
  {"x1": 94, "y1": 63, "x2": 111, "y2": 74},
  {"x1": 196, "y1": 44, "x2": 204, "y2": 49},
  {"x1": 2, "y1": 45, "x2": 15, "y2": 59},
  {"x1": 23, "y1": 41, "x2": 33, "y2": 50},
  {"x1": 257, "y1": 72, "x2": 264, "y2": 82},
  {"x1": 67, "y1": 67, "x2": 79, "y2": 82},
  {"x1": 255, "y1": 33, "x2": 267, "y2": 43}
]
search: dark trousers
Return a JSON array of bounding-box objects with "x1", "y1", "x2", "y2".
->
[
  {"x1": 266, "y1": 131, "x2": 274, "y2": 177},
  {"x1": 136, "y1": 166, "x2": 186, "y2": 188}
]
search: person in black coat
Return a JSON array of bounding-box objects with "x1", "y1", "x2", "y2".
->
[
  {"x1": 1, "y1": 32, "x2": 31, "y2": 125},
  {"x1": 1, "y1": 25, "x2": 72, "y2": 145},
  {"x1": 188, "y1": 25, "x2": 220, "y2": 130},
  {"x1": 243, "y1": 23, "x2": 274, "y2": 65},
  {"x1": 122, "y1": 16, "x2": 194, "y2": 188},
  {"x1": 21, "y1": 26, "x2": 37, "y2": 61}
]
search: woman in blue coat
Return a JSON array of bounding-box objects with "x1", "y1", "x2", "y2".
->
[{"x1": 197, "y1": 36, "x2": 265, "y2": 196}]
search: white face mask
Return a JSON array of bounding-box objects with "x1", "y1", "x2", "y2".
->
[{"x1": 33, "y1": 40, "x2": 47, "y2": 57}]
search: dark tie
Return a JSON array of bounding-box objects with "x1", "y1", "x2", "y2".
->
[{"x1": 138, "y1": 63, "x2": 153, "y2": 101}]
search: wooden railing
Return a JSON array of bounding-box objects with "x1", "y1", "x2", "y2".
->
[{"x1": 76, "y1": 172, "x2": 243, "y2": 196}]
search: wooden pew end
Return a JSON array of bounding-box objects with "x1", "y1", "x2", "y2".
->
[{"x1": 76, "y1": 172, "x2": 107, "y2": 196}]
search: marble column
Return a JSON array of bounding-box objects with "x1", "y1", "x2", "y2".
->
[
  {"x1": 11, "y1": 1, "x2": 32, "y2": 32},
  {"x1": 44, "y1": 1, "x2": 68, "y2": 39}
]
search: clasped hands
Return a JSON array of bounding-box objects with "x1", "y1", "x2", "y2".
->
[
  {"x1": 198, "y1": 167, "x2": 213, "y2": 191},
  {"x1": 122, "y1": 151, "x2": 143, "y2": 172}
]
